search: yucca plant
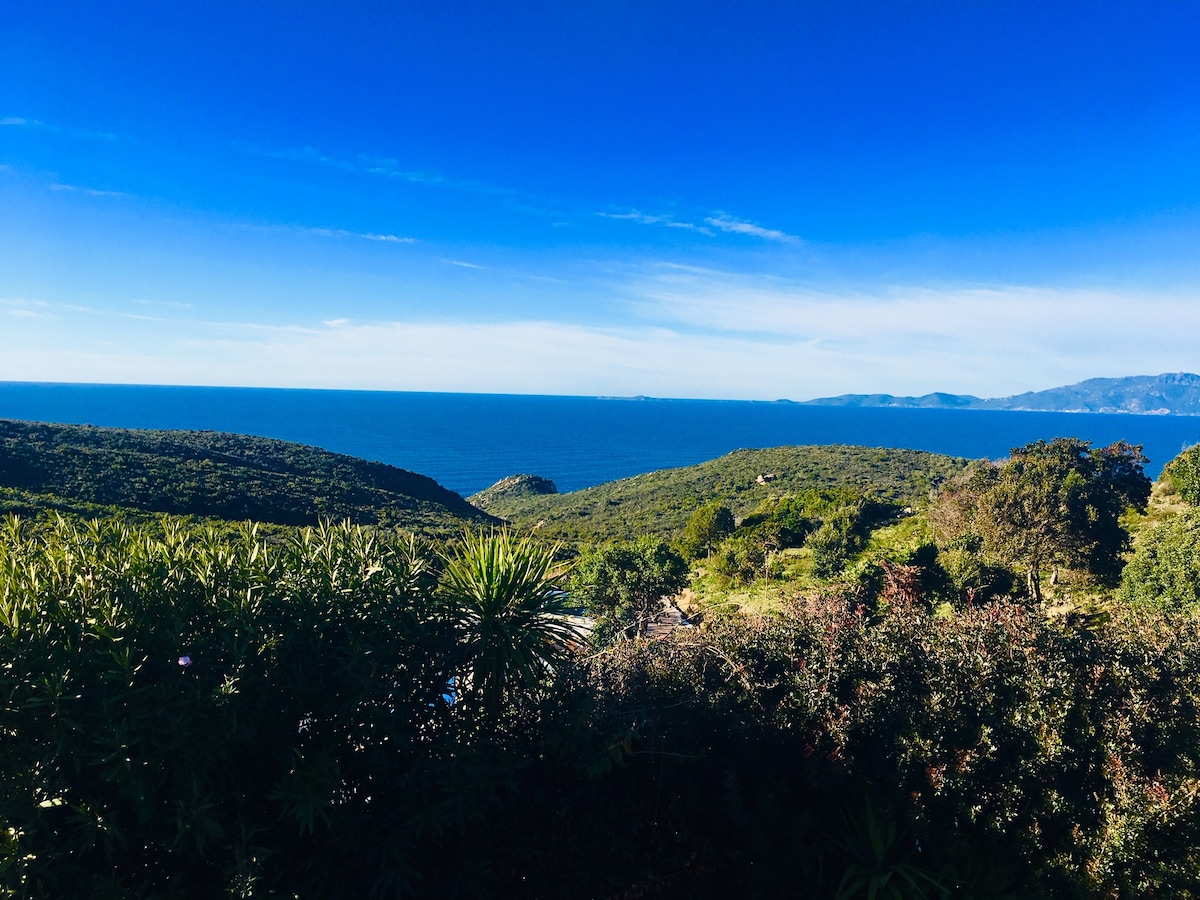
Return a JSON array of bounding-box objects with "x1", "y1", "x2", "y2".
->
[
  {"x1": 832, "y1": 797, "x2": 944, "y2": 900},
  {"x1": 439, "y1": 530, "x2": 582, "y2": 726}
]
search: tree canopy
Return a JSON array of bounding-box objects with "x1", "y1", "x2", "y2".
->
[
  {"x1": 569, "y1": 536, "x2": 689, "y2": 640},
  {"x1": 956, "y1": 438, "x2": 1150, "y2": 601},
  {"x1": 679, "y1": 500, "x2": 735, "y2": 559}
]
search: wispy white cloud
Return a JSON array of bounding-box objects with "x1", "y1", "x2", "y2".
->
[
  {"x1": 597, "y1": 209, "x2": 715, "y2": 236},
  {"x1": 0, "y1": 162, "x2": 133, "y2": 198},
  {"x1": 598, "y1": 210, "x2": 669, "y2": 225},
  {"x1": 236, "y1": 142, "x2": 517, "y2": 198},
  {"x1": 703, "y1": 213, "x2": 798, "y2": 242},
  {"x1": 1, "y1": 116, "x2": 120, "y2": 142},
  {"x1": 599, "y1": 208, "x2": 795, "y2": 240},
  {"x1": 132, "y1": 298, "x2": 195, "y2": 311},
  {"x1": 356, "y1": 153, "x2": 517, "y2": 196},
  {"x1": 614, "y1": 264, "x2": 1200, "y2": 395},
  {"x1": 362, "y1": 232, "x2": 413, "y2": 243},
  {"x1": 295, "y1": 226, "x2": 415, "y2": 243},
  {"x1": 439, "y1": 258, "x2": 484, "y2": 269},
  {"x1": 49, "y1": 182, "x2": 126, "y2": 198},
  {"x1": 0, "y1": 298, "x2": 54, "y2": 319}
]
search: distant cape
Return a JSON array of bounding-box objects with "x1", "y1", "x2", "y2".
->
[{"x1": 801, "y1": 373, "x2": 1200, "y2": 416}]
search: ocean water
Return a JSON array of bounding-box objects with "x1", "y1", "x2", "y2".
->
[{"x1": 2, "y1": 382, "x2": 1199, "y2": 497}]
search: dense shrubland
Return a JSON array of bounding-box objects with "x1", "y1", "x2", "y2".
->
[
  {"x1": 472, "y1": 445, "x2": 967, "y2": 541},
  {"x1": 0, "y1": 420, "x2": 492, "y2": 534},
  {"x1": 3, "y1": 436, "x2": 1200, "y2": 897}
]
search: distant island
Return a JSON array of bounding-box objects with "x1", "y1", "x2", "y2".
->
[{"x1": 802, "y1": 372, "x2": 1200, "y2": 415}]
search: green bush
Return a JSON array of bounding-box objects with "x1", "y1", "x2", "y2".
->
[
  {"x1": 575, "y1": 598, "x2": 1200, "y2": 897},
  {"x1": 769, "y1": 494, "x2": 818, "y2": 547},
  {"x1": 1164, "y1": 444, "x2": 1200, "y2": 506},
  {"x1": 937, "y1": 546, "x2": 1017, "y2": 604},
  {"x1": 709, "y1": 531, "x2": 769, "y2": 585},
  {"x1": 570, "y1": 536, "x2": 689, "y2": 641},
  {"x1": 807, "y1": 501, "x2": 885, "y2": 578},
  {"x1": 1119, "y1": 509, "x2": 1200, "y2": 611}
]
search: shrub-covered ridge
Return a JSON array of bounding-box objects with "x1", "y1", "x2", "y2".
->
[
  {"x1": 475, "y1": 444, "x2": 968, "y2": 540},
  {"x1": 0, "y1": 419, "x2": 495, "y2": 533}
]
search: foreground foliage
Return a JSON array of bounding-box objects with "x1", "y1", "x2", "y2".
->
[
  {"x1": 4, "y1": 514, "x2": 1200, "y2": 897},
  {"x1": 0, "y1": 518, "x2": 564, "y2": 897}
]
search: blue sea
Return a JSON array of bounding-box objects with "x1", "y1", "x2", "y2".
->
[{"x1": 2, "y1": 382, "x2": 1199, "y2": 497}]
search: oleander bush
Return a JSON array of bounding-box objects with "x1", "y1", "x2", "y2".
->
[{"x1": 0, "y1": 517, "x2": 576, "y2": 898}]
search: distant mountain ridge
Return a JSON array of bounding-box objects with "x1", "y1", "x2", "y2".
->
[{"x1": 803, "y1": 373, "x2": 1200, "y2": 416}]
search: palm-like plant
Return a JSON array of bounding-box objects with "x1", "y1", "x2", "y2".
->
[
  {"x1": 833, "y1": 797, "x2": 944, "y2": 900},
  {"x1": 439, "y1": 530, "x2": 581, "y2": 723}
]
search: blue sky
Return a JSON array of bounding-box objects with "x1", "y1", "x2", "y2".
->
[{"x1": 2, "y1": 1, "x2": 1199, "y2": 399}]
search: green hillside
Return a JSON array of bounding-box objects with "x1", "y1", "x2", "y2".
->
[
  {"x1": 0, "y1": 419, "x2": 496, "y2": 534},
  {"x1": 472, "y1": 444, "x2": 970, "y2": 540}
]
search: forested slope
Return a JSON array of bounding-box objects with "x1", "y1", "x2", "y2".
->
[
  {"x1": 0, "y1": 419, "x2": 495, "y2": 533},
  {"x1": 473, "y1": 444, "x2": 969, "y2": 539}
]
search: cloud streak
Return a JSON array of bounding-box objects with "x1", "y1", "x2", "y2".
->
[
  {"x1": 238, "y1": 142, "x2": 798, "y2": 247},
  {"x1": 704, "y1": 213, "x2": 798, "y2": 242},
  {"x1": 597, "y1": 209, "x2": 715, "y2": 235},
  {"x1": 598, "y1": 209, "x2": 797, "y2": 241},
  {"x1": 294, "y1": 226, "x2": 415, "y2": 243},
  {"x1": 617, "y1": 265, "x2": 1200, "y2": 395},
  {"x1": 236, "y1": 142, "x2": 518, "y2": 198},
  {"x1": 49, "y1": 182, "x2": 126, "y2": 198},
  {"x1": 0, "y1": 298, "x2": 53, "y2": 319},
  {"x1": 1, "y1": 116, "x2": 121, "y2": 142}
]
